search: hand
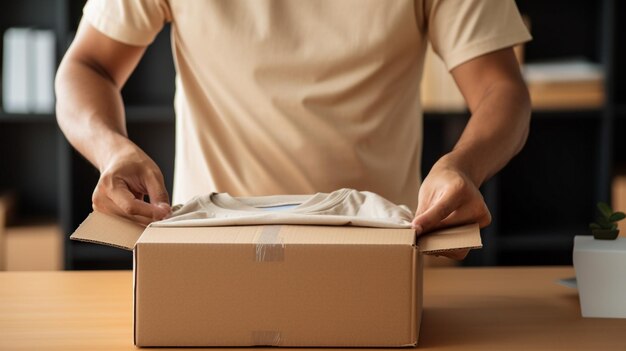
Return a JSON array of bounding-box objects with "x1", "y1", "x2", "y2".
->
[
  {"x1": 412, "y1": 162, "x2": 491, "y2": 236},
  {"x1": 92, "y1": 141, "x2": 171, "y2": 226}
]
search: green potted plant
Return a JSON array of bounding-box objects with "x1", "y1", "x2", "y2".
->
[
  {"x1": 573, "y1": 201, "x2": 626, "y2": 318},
  {"x1": 589, "y1": 202, "x2": 625, "y2": 240}
]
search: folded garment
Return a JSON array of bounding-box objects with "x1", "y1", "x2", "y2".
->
[{"x1": 153, "y1": 188, "x2": 413, "y2": 228}]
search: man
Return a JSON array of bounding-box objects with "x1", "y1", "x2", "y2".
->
[{"x1": 56, "y1": 0, "x2": 532, "y2": 235}]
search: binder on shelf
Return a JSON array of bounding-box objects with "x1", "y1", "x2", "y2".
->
[
  {"x1": 32, "y1": 30, "x2": 56, "y2": 113},
  {"x1": 2, "y1": 27, "x2": 56, "y2": 114},
  {"x1": 2, "y1": 28, "x2": 30, "y2": 113}
]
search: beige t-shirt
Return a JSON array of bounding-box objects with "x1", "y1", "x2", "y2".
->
[
  {"x1": 154, "y1": 188, "x2": 414, "y2": 228},
  {"x1": 83, "y1": 0, "x2": 531, "y2": 211}
]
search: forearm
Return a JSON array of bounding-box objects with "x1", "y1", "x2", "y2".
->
[
  {"x1": 413, "y1": 49, "x2": 527, "y2": 231},
  {"x1": 55, "y1": 56, "x2": 132, "y2": 172},
  {"x1": 55, "y1": 23, "x2": 170, "y2": 222},
  {"x1": 436, "y1": 80, "x2": 531, "y2": 186}
]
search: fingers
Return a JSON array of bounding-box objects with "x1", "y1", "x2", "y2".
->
[
  {"x1": 438, "y1": 201, "x2": 492, "y2": 229},
  {"x1": 412, "y1": 168, "x2": 492, "y2": 235},
  {"x1": 144, "y1": 170, "x2": 171, "y2": 219},
  {"x1": 413, "y1": 195, "x2": 491, "y2": 235},
  {"x1": 108, "y1": 183, "x2": 162, "y2": 219},
  {"x1": 92, "y1": 188, "x2": 152, "y2": 226},
  {"x1": 438, "y1": 248, "x2": 470, "y2": 261},
  {"x1": 412, "y1": 191, "x2": 463, "y2": 235},
  {"x1": 93, "y1": 171, "x2": 169, "y2": 225},
  {"x1": 90, "y1": 142, "x2": 172, "y2": 225}
]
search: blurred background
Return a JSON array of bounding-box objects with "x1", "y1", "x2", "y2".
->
[{"x1": 0, "y1": 0, "x2": 624, "y2": 270}]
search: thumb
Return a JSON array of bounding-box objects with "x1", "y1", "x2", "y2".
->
[
  {"x1": 412, "y1": 192, "x2": 461, "y2": 235},
  {"x1": 145, "y1": 171, "x2": 171, "y2": 219}
]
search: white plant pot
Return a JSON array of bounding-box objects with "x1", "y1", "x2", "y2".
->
[{"x1": 573, "y1": 236, "x2": 626, "y2": 318}]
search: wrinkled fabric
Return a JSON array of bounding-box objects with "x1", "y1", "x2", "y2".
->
[{"x1": 153, "y1": 188, "x2": 414, "y2": 228}]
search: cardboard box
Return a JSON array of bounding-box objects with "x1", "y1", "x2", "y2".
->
[
  {"x1": 5, "y1": 221, "x2": 63, "y2": 271},
  {"x1": 71, "y1": 211, "x2": 481, "y2": 347}
]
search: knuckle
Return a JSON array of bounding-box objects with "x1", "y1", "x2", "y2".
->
[
  {"x1": 92, "y1": 187, "x2": 106, "y2": 205},
  {"x1": 147, "y1": 170, "x2": 165, "y2": 186},
  {"x1": 99, "y1": 172, "x2": 113, "y2": 185},
  {"x1": 476, "y1": 204, "x2": 492, "y2": 227},
  {"x1": 154, "y1": 190, "x2": 169, "y2": 200},
  {"x1": 433, "y1": 206, "x2": 450, "y2": 221},
  {"x1": 450, "y1": 178, "x2": 468, "y2": 193},
  {"x1": 471, "y1": 203, "x2": 485, "y2": 216},
  {"x1": 119, "y1": 202, "x2": 136, "y2": 215},
  {"x1": 91, "y1": 195, "x2": 109, "y2": 214},
  {"x1": 482, "y1": 209, "x2": 493, "y2": 226},
  {"x1": 150, "y1": 168, "x2": 164, "y2": 180},
  {"x1": 91, "y1": 196, "x2": 102, "y2": 209},
  {"x1": 91, "y1": 190, "x2": 100, "y2": 204},
  {"x1": 473, "y1": 200, "x2": 485, "y2": 213},
  {"x1": 437, "y1": 204, "x2": 451, "y2": 219}
]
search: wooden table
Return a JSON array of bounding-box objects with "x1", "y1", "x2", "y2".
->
[{"x1": 0, "y1": 267, "x2": 624, "y2": 350}]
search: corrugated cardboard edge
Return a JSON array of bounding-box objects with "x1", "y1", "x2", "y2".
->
[
  {"x1": 417, "y1": 223, "x2": 482, "y2": 255},
  {"x1": 405, "y1": 246, "x2": 422, "y2": 347},
  {"x1": 69, "y1": 211, "x2": 145, "y2": 251},
  {"x1": 416, "y1": 251, "x2": 424, "y2": 347},
  {"x1": 133, "y1": 247, "x2": 139, "y2": 346}
]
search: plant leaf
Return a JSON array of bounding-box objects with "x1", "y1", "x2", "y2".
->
[
  {"x1": 597, "y1": 216, "x2": 612, "y2": 229},
  {"x1": 611, "y1": 224, "x2": 618, "y2": 230},
  {"x1": 598, "y1": 202, "x2": 613, "y2": 219},
  {"x1": 609, "y1": 212, "x2": 626, "y2": 222},
  {"x1": 589, "y1": 223, "x2": 600, "y2": 229}
]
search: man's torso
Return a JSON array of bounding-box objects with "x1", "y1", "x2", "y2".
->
[{"x1": 169, "y1": 0, "x2": 427, "y2": 209}]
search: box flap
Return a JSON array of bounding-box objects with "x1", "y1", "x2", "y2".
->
[
  {"x1": 70, "y1": 211, "x2": 145, "y2": 251},
  {"x1": 417, "y1": 223, "x2": 482, "y2": 256}
]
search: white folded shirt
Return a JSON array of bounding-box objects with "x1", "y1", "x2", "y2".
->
[{"x1": 153, "y1": 188, "x2": 413, "y2": 229}]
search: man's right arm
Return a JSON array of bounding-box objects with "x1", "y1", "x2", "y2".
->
[{"x1": 55, "y1": 21, "x2": 170, "y2": 225}]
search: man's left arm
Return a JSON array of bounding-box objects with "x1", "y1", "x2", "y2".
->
[{"x1": 412, "y1": 47, "x2": 531, "y2": 234}]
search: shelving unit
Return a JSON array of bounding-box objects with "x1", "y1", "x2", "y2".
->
[{"x1": 0, "y1": 0, "x2": 623, "y2": 269}]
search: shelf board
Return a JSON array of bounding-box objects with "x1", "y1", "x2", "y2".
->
[
  {"x1": 423, "y1": 81, "x2": 605, "y2": 113},
  {"x1": 0, "y1": 112, "x2": 55, "y2": 123},
  {"x1": 0, "y1": 106, "x2": 176, "y2": 123},
  {"x1": 526, "y1": 69, "x2": 605, "y2": 111},
  {"x1": 125, "y1": 105, "x2": 175, "y2": 122},
  {"x1": 1, "y1": 103, "x2": 605, "y2": 123},
  {"x1": 497, "y1": 230, "x2": 583, "y2": 250},
  {"x1": 428, "y1": 109, "x2": 603, "y2": 120},
  {"x1": 528, "y1": 109, "x2": 603, "y2": 118}
]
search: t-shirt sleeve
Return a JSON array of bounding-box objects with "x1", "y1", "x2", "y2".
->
[
  {"x1": 423, "y1": 0, "x2": 532, "y2": 71},
  {"x1": 82, "y1": 0, "x2": 172, "y2": 46}
]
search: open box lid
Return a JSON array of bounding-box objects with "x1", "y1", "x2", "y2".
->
[
  {"x1": 70, "y1": 211, "x2": 482, "y2": 255},
  {"x1": 70, "y1": 211, "x2": 145, "y2": 250}
]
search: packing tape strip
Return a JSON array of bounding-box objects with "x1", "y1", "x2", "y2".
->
[
  {"x1": 255, "y1": 225, "x2": 285, "y2": 262},
  {"x1": 252, "y1": 330, "x2": 282, "y2": 346}
]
